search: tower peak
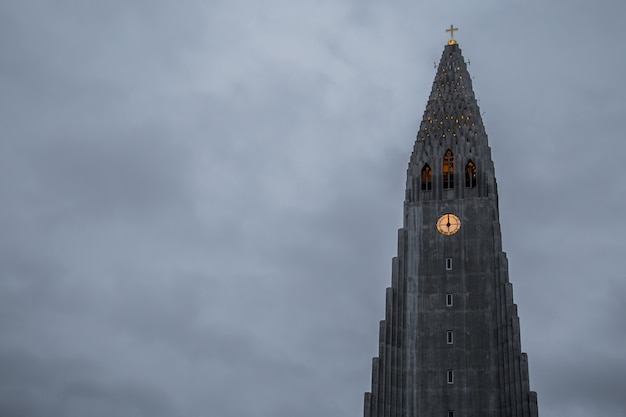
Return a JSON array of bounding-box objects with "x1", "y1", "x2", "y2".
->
[
  {"x1": 415, "y1": 41, "x2": 486, "y2": 149},
  {"x1": 445, "y1": 24, "x2": 459, "y2": 45}
]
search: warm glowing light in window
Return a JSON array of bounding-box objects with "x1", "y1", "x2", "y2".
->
[
  {"x1": 421, "y1": 164, "x2": 432, "y2": 191},
  {"x1": 443, "y1": 150, "x2": 454, "y2": 190},
  {"x1": 465, "y1": 160, "x2": 477, "y2": 188}
]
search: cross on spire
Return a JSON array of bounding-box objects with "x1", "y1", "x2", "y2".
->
[{"x1": 446, "y1": 25, "x2": 458, "y2": 45}]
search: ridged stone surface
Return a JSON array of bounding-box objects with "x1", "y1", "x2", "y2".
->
[{"x1": 363, "y1": 43, "x2": 538, "y2": 417}]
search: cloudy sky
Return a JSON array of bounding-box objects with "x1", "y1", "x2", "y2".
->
[{"x1": 2, "y1": 0, "x2": 625, "y2": 416}]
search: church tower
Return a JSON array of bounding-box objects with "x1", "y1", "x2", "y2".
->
[{"x1": 363, "y1": 29, "x2": 538, "y2": 417}]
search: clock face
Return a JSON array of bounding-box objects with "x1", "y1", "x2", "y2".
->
[{"x1": 437, "y1": 213, "x2": 461, "y2": 236}]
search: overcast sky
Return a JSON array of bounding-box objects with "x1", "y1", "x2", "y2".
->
[{"x1": 2, "y1": 1, "x2": 626, "y2": 416}]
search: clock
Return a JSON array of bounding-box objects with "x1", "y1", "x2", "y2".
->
[{"x1": 437, "y1": 213, "x2": 461, "y2": 236}]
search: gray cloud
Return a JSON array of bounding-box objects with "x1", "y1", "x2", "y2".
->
[{"x1": 1, "y1": 0, "x2": 625, "y2": 416}]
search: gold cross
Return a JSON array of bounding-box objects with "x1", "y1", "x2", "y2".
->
[{"x1": 446, "y1": 25, "x2": 458, "y2": 45}]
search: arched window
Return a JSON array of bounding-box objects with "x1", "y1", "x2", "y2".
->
[
  {"x1": 421, "y1": 164, "x2": 432, "y2": 191},
  {"x1": 443, "y1": 150, "x2": 454, "y2": 189},
  {"x1": 465, "y1": 160, "x2": 477, "y2": 188}
]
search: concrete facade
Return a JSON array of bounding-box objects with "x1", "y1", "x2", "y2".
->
[{"x1": 363, "y1": 42, "x2": 538, "y2": 417}]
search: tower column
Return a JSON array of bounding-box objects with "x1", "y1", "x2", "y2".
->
[{"x1": 363, "y1": 32, "x2": 538, "y2": 417}]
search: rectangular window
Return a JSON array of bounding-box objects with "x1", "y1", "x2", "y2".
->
[
  {"x1": 447, "y1": 330, "x2": 454, "y2": 344},
  {"x1": 447, "y1": 370, "x2": 454, "y2": 384},
  {"x1": 445, "y1": 258, "x2": 452, "y2": 270},
  {"x1": 448, "y1": 411, "x2": 454, "y2": 417},
  {"x1": 446, "y1": 294, "x2": 453, "y2": 307}
]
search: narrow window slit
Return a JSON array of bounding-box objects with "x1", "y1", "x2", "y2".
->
[
  {"x1": 465, "y1": 160, "x2": 477, "y2": 188},
  {"x1": 421, "y1": 164, "x2": 433, "y2": 191},
  {"x1": 443, "y1": 150, "x2": 454, "y2": 189},
  {"x1": 447, "y1": 370, "x2": 454, "y2": 384}
]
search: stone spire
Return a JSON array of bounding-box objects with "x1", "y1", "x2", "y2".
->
[
  {"x1": 407, "y1": 41, "x2": 496, "y2": 205},
  {"x1": 363, "y1": 35, "x2": 538, "y2": 417},
  {"x1": 416, "y1": 43, "x2": 486, "y2": 146}
]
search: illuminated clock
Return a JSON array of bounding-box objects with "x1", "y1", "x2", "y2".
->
[{"x1": 436, "y1": 213, "x2": 461, "y2": 236}]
